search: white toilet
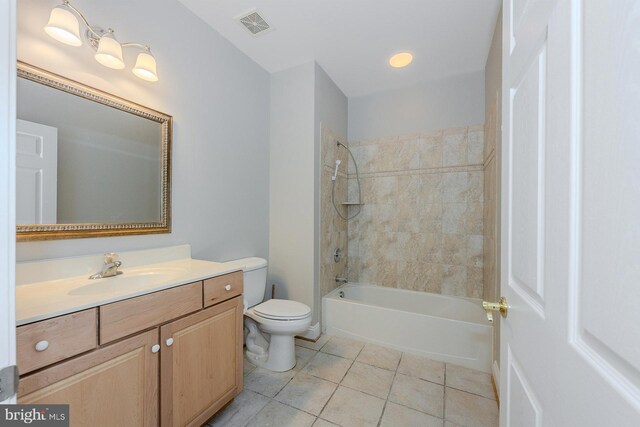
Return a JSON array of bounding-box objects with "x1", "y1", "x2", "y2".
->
[{"x1": 230, "y1": 257, "x2": 312, "y2": 372}]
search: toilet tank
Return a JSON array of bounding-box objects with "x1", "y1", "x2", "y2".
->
[{"x1": 225, "y1": 257, "x2": 268, "y2": 308}]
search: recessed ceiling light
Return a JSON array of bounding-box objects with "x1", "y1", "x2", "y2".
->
[{"x1": 389, "y1": 52, "x2": 413, "y2": 68}]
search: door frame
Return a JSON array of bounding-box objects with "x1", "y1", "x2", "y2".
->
[{"x1": 0, "y1": 0, "x2": 17, "y2": 405}]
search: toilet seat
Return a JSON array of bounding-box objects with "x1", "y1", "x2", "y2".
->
[
  {"x1": 244, "y1": 299, "x2": 313, "y2": 372},
  {"x1": 253, "y1": 299, "x2": 311, "y2": 321}
]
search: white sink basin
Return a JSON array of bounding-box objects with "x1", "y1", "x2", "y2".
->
[
  {"x1": 16, "y1": 253, "x2": 239, "y2": 326},
  {"x1": 68, "y1": 267, "x2": 188, "y2": 296}
]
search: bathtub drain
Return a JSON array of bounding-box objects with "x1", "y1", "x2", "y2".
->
[{"x1": 338, "y1": 291, "x2": 344, "y2": 298}]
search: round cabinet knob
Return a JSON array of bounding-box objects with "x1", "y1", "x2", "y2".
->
[
  {"x1": 166, "y1": 338, "x2": 174, "y2": 347},
  {"x1": 35, "y1": 340, "x2": 49, "y2": 352},
  {"x1": 224, "y1": 284, "x2": 232, "y2": 291},
  {"x1": 151, "y1": 344, "x2": 160, "y2": 353}
]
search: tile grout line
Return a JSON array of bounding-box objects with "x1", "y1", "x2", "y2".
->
[
  {"x1": 444, "y1": 362, "x2": 499, "y2": 402},
  {"x1": 315, "y1": 339, "x2": 375, "y2": 425},
  {"x1": 316, "y1": 379, "x2": 341, "y2": 423},
  {"x1": 445, "y1": 384, "x2": 499, "y2": 402},
  {"x1": 376, "y1": 351, "x2": 402, "y2": 427},
  {"x1": 305, "y1": 337, "x2": 359, "y2": 424},
  {"x1": 278, "y1": 356, "x2": 335, "y2": 422},
  {"x1": 444, "y1": 363, "x2": 448, "y2": 423},
  {"x1": 246, "y1": 352, "x2": 332, "y2": 425},
  {"x1": 352, "y1": 163, "x2": 484, "y2": 179},
  {"x1": 387, "y1": 354, "x2": 445, "y2": 422}
]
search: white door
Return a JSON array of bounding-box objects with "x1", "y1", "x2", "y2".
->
[
  {"x1": 16, "y1": 119, "x2": 57, "y2": 224},
  {"x1": 501, "y1": 0, "x2": 640, "y2": 425},
  {"x1": 0, "y1": 0, "x2": 16, "y2": 404}
]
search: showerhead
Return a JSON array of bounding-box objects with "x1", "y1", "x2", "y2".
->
[
  {"x1": 332, "y1": 159, "x2": 341, "y2": 181},
  {"x1": 337, "y1": 141, "x2": 347, "y2": 149}
]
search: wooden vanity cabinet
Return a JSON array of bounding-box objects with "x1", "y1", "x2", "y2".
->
[
  {"x1": 17, "y1": 308, "x2": 97, "y2": 375},
  {"x1": 100, "y1": 281, "x2": 202, "y2": 344},
  {"x1": 17, "y1": 271, "x2": 244, "y2": 427},
  {"x1": 18, "y1": 329, "x2": 159, "y2": 427},
  {"x1": 161, "y1": 296, "x2": 244, "y2": 427},
  {"x1": 203, "y1": 271, "x2": 243, "y2": 307}
]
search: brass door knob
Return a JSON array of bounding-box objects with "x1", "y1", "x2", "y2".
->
[{"x1": 482, "y1": 297, "x2": 508, "y2": 323}]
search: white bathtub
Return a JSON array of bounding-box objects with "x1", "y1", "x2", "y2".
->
[{"x1": 322, "y1": 284, "x2": 493, "y2": 372}]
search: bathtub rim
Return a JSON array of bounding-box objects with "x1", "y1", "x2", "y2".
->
[{"x1": 323, "y1": 282, "x2": 491, "y2": 327}]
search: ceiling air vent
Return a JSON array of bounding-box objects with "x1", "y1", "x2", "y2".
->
[{"x1": 237, "y1": 9, "x2": 273, "y2": 37}]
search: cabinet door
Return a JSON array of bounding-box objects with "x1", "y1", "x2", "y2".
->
[
  {"x1": 19, "y1": 329, "x2": 159, "y2": 427},
  {"x1": 161, "y1": 296, "x2": 243, "y2": 427}
]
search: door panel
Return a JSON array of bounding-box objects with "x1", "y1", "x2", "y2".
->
[
  {"x1": 502, "y1": 0, "x2": 640, "y2": 425},
  {"x1": 510, "y1": 38, "x2": 546, "y2": 312},
  {"x1": 16, "y1": 119, "x2": 57, "y2": 224},
  {"x1": 506, "y1": 348, "x2": 541, "y2": 427},
  {"x1": 575, "y1": 0, "x2": 640, "y2": 387}
]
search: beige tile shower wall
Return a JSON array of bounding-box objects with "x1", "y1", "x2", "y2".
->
[
  {"x1": 320, "y1": 126, "x2": 349, "y2": 297},
  {"x1": 347, "y1": 125, "x2": 484, "y2": 298}
]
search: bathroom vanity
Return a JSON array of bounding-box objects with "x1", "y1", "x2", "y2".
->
[{"x1": 15, "y1": 246, "x2": 244, "y2": 427}]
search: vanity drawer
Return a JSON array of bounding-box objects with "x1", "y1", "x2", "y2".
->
[
  {"x1": 17, "y1": 308, "x2": 97, "y2": 375},
  {"x1": 100, "y1": 281, "x2": 202, "y2": 344},
  {"x1": 203, "y1": 271, "x2": 243, "y2": 307}
]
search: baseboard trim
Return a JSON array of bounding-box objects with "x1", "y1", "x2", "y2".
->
[
  {"x1": 492, "y1": 360, "x2": 500, "y2": 403},
  {"x1": 296, "y1": 322, "x2": 320, "y2": 341}
]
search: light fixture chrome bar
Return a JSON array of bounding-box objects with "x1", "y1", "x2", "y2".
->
[
  {"x1": 64, "y1": 0, "x2": 151, "y2": 53},
  {"x1": 45, "y1": 0, "x2": 159, "y2": 81},
  {"x1": 121, "y1": 42, "x2": 151, "y2": 52},
  {"x1": 62, "y1": 0, "x2": 101, "y2": 39}
]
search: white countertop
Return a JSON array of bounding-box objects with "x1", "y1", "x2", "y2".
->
[{"x1": 16, "y1": 257, "x2": 242, "y2": 326}]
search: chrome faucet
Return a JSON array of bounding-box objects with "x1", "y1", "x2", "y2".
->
[
  {"x1": 335, "y1": 275, "x2": 348, "y2": 284},
  {"x1": 89, "y1": 253, "x2": 123, "y2": 279}
]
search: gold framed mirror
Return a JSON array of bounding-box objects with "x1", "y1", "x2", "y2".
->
[{"x1": 16, "y1": 62, "x2": 172, "y2": 241}]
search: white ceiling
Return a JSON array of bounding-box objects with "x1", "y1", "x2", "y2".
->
[{"x1": 177, "y1": 0, "x2": 501, "y2": 97}]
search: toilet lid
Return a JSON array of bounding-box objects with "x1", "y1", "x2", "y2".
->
[{"x1": 253, "y1": 299, "x2": 311, "y2": 320}]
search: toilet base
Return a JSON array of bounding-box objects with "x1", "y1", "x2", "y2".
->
[
  {"x1": 245, "y1": 334, "x2": 297, "y2": 372},
  {"x1": 244, "y1": 315, "x2": 308, "y2": 372}
]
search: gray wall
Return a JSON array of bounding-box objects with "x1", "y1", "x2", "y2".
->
[
  {"x1": 485, "y1": 15, "x2": 502, "y2": 133},
  {"x1": 313, "y1": 63, "x2": 348, "y2": 325},
  {"x1": 314, "y1": 64, "x2": 348, "y2": 141},
  {"x1": 16, "y1": 0, "x2": 270, "y2": 263},
  {"x1": 268, "y1": 63, "x2": 316, "y2": 319},
  {"x1": 268, "y1": 62, "x2": 347, "y2": 327},
  {"x1": 348, "y1": 71, "x2": 485, "y2": 141}
]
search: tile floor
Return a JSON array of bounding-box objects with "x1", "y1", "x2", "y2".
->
[{"x1": 206, "y1": 335, "x2": 498, "y2": 427}]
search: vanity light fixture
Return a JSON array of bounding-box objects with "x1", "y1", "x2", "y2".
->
[
  {"x1": 389, "y1": 52, "x2": 413, "y2": 68},
  {"x1": 94, "y1": 31, "x2": 125, "y2": 70},
  {"x1": 44, "y1": 3, "x2": 82, "y2": 46},
  {"x1": 44, "y1": 0, "x2": 159, "y2": 81}
]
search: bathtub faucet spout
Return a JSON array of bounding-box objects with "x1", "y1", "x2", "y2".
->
[{"x1": 335, "y1": 275, "x2": 348, "y2": 284}]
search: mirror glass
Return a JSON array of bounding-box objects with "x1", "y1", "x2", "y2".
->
[{"x1": 16, "y1": 62, "x2": 171, "y2": 240}]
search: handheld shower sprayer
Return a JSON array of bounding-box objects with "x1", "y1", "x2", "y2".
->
[
  {"x1": 332, "y1": 160, "x2": 341, "y2": 181},
  {"x1": 330, "y1": 139, "x2": 362, "y2": 220}
]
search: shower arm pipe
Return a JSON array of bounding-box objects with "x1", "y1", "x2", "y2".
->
[{"x1": 63, "y1": 0, "x2": 153, "y2": 53}]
